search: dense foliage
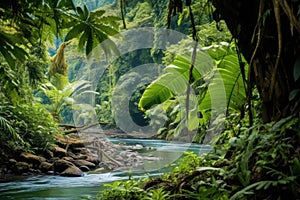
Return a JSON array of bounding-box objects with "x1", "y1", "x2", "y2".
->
[
  {"x1": 0, "y1": 0, "x2": 299, "y2": 199},
  {"x1": 96, "y1": 0, "x2": 300, "y2": 199},
  {"x1": 98, "y1": 117, "x2": 300, "y2": 200},
  {"x1": 0, "y1": 0, "x2": 120, "y2": 152}
]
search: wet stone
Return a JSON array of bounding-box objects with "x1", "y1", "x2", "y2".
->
[
  {"x1": 53, "y1": 159, "x2": 74, "y2": 173},
  {"x1": 60, "y1": 166, "x2": 83, "y2": 177},
  {"x1": 73, "y1": 160, "x2": 95, "y2": 168}
]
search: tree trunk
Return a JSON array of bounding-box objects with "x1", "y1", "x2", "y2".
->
[{"x1": 212, "y1": 0, "x2": 300, "y2": 122}]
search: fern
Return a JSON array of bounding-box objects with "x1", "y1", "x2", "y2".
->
[{"x1": 0, "y1": 110, "x2": 25, "y2": 145}]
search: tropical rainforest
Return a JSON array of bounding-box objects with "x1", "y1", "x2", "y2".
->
[{"x1": 0, "y1": 0, "x2": 300, "y2": 199}]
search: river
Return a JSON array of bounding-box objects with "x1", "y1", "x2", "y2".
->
[{"x1": 0, "y1": 138, "x2": 211, "y2": 199}]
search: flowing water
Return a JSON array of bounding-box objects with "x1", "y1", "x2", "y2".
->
[{"x1": 0, "y1": 138, "x2": 211, "y2": 200}]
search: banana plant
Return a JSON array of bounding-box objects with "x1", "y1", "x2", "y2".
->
[{"x1": 139, "y1": 42, "x2": 247, "y2": 139}]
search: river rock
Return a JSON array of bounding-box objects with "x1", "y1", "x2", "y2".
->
[
  {"x1": 47, "y1": 171, "x2": 55, "y2": 175},
  {"x1": 50, "y1": 157, "x2": 60, "y2": 163},
  {"x1": 60, "y1": 165, "x2": 83, "y2": 177},
  {"x1": 86, "y1": 155, "x2": 100, "y2": 165},
  {"x1": 49, "y1": 146, "x2": 67, "y2": 157},
  {"x1": 79, "y1": 165, "x2": 90, "y2": 172},
  {"x1": 20, "y1": 152, "x2": 46, "y2": 165},
  {"x1": 133, "y1": 144, "x2": 143, "y2": 150},
  {"x1": 39, "y1": 162, "x2": 53, "y2": 173},
  {"x1": 43, "y1": 149, "x2": 54, "y2": 159},
  {"x1": 76, "y1": 154, "x2": 88, "y2": 160},
  {"x1": 88, "y1": 167, "x2": 106, "y2": 174},
  {"x1": 67, "y1": 151, "x2": 77, "y2": 159},
  {"x1": 53, "y1": 159, "x2": 74, "y2": 173},
  {"x1": 9, "y1": 158, "x2": 17, "y2": 164},
  {"x1": 14, "y1": 162, "x2": 30, "y2": 173},
  {"x1": 62, "y1": 156, "x2": 74, "y2": 162},
  {"x1": 73, "y1": 159, "x2": 96, "y2": 168}
]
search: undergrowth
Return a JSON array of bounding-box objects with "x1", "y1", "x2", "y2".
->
[{"x1": 97, "y1": 116, "x2": 300, "y2": 200}]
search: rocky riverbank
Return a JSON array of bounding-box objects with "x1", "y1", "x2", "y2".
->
[{"x1": 0, "y1": 133, "x2": 158, "y2": 181}]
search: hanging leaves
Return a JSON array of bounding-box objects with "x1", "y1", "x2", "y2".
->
[{"x1": 0, "y1": 0, "x2": 121, "y2": 67}]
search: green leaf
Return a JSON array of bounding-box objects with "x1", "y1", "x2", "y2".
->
[
  {"x1": 11, "y1": 46, "x2": 27, "y2": 62},
  {"x1": 76, "y1": 6, "x2": 85, "y2": 19},
  {"x1": 57, "y1": 0, "x2": 75, "y2": 10},
  {"x1": 139, "y1": 78, "x2": 174, "y2": 111},
  {"x1": 196, "y1": 166, "x2": 224, "y2": 173},
  {"x1": 289, "y1": 89, "x2": 300, "y2": 101},
  {"x1": 96, "y1": 24, "x2": 119, "y2": 36},
  {"x1": 90, "y1": 9, "x2": 105, "y2": 18},
  {"x1": 78, "y1": 28, "x2": 89, "y2": 51},
  {"x1": 0, "y1": 45, "x2": 15, "y2": 67},
  {"x1": 65, "y1": 23, "x2": 86, "y2": 41},
  {"x1": 86, "y1": 29, "x2": 94, "y2": 56},
  {"x1": 83, "y1": 5, "x2": 89, "y2": 19}
]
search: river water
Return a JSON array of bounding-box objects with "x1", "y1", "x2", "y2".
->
[{"x1": 0, "y1": 138, "x2": 211, "y2": 199}]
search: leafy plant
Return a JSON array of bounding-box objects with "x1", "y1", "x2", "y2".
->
[
  {"x1": 0, "y1": 108, "x2": 25, "y2": 146},
  {"x1": 63, "y1": 6, "x2": 120, "y2": 56},
  {"x1": 96, "y1": 178, "x2": 148, "y2": 200},
  {"x1": 39, "y1": 79, "x2": 97, "y2": 123},
  {"x1": 0, "y1": 102, "x2": 59, "y2": 151},
  {"x1": 139, "y1": 42, "x2": 247, "y2": 141},
  {"x1": 145, "y1": 188, "x2": 171, "y2": 200}
]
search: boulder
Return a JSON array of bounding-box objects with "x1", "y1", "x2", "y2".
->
[
  {"x1": 20, "y1": 152, "x2": 46, "y2": 165},
  {"x1": 14, "y1": 162, "x2": 30, "y2": 173},
  {"x1": 9, "y1": 158, "x2": 17, "y2": 165},
  {"x1": 86, "y1": 155, "x2": 100, "y2": 165},
  {"x1": 49, "y1": 146, "x2": 67, "y2": 157},
  {"x1": 62, "y1": 157, "x2": 74, "y2": 162},
  {"x1": 76, "y1": 154, "x2": 88, "y2": 160},
  {"x1": 60, "y1": 166, "x2": 83, "y2": 177},
  {"x1": 49, "y1": 157, "x2": 60, "y2": 163},
  {"x1": 39, "y1": 162, "x2": 53, "y2": 173},
  {"x1": 53, "y1": 159, "x2": 74, "y2": 173},
  {"x1": 79, "y1": 165, "x2": 90, "y2": 172},
  {"x1": 43, "y1": 149, "x2": 54, "y2": 159},
  {"x1": 67, "y1": 151, "x2": 77, "y2": 159},
  {"x1": 73, "y1": 159, "x2": 96, "y2": 168}
]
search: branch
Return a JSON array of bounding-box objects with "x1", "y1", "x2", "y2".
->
[
  {"x1": 270, "y1": 0, "x2": 282, "y2": 100},
  {"x1": 61, "y1": 122, "x2": 111, "y2": 134},
  {"x1": 278, "y1": 0, "x2": 300, "y2": 34}
]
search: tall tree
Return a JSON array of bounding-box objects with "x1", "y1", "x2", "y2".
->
[{"x1": 211, "y1": 0, "x2": 300, "y2": 122}]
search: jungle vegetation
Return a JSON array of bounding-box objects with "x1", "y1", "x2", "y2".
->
[
  {"x1": 0, "y1": 0, "x2": 300, "y2": 199},
  {"x1": 98, "y1": 0, "x2": 300, "y2": 199}
]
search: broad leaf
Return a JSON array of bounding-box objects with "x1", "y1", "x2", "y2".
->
[
  {"x1": 65, "y1": 23, "x2": 87, "y2": 41},
  {"x1": 63, "y1": 8, "x2": 120, "y2": 57}
]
